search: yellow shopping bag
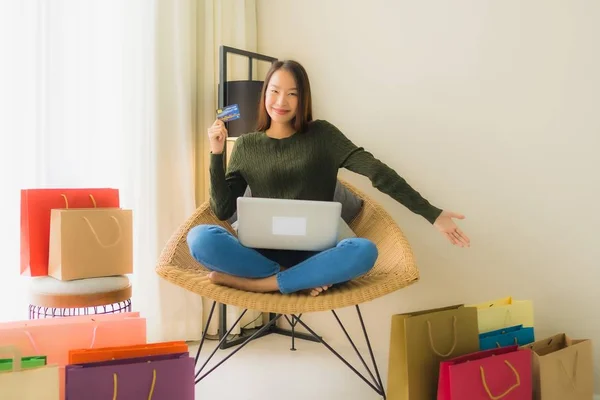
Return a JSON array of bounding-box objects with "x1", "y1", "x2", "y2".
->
[{"x1": 466, "y1": 296, "x2": 534, "y2": 333}]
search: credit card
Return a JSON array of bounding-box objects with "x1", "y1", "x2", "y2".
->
[{"x1": 216, "y1": 104, "x2": 240, "y2": 122}]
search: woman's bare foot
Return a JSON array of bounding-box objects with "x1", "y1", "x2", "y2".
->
[
  {"x1": 208, "y1": 271, "x2": 278, "y2": 292},
  {"x1": 208, "y1": 271, "x2": 332, "y2": 297},
  {"x1": 309, "y1": 285, "x2": 331, "y2": 297}
]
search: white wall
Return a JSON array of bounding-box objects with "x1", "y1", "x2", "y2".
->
[{"x1": 257, "y1": 0, "x2": 600, "y2": 393}]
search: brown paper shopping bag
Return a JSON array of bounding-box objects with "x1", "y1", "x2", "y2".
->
[
  {"x1": 48, "y1": 208, "x2": 133, "y2": 280},
  {"x1": 0, "y1": 346, "x2": 60, "y2": 400},
  {"x1": 386, "y1": 304, "x2": 480, "y2": 400},
  {"x1": 520, "y1": 333, "x2": 593, "y2": 400}
]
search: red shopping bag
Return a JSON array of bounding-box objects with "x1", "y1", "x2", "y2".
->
[
  {"x1": 20, "y1": 188, "x2": 120, "y2": 276},
  {"x1": 437, "y1": 345, "x2": 532, "y2": 400}
]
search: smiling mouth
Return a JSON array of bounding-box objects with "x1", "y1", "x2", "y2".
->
[{"x1": 272, "y1": 108, "x2": 290, "y2": 115}]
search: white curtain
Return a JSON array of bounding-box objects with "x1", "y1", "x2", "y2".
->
[
  {"x1": 0, "y1": 0, "x2": 193, "y2": 341},
  {"x1": 0, "y1": 1, "x2": 37, "y2": 323},
  {"x1": 0, "y1": 0, "x2": 261, "y2": 341},
  {"x1": 197, "y1": 0, "x2": 264, "y2": 337}
]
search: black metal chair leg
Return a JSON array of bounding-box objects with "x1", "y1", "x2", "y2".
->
[
  {"x1": 218, "y1": 306, "x2": 319, "y2": 349},
  {"x1": 196, "y1": 314, "x2": 282, "y2": 383},
  {"x1": 196, "y1": 308, "x2": 248, "y2": 378},
  {"x1": 291, "y1": 307, "x2": 387, "y2": 399},
  {"x1": 356, "y1": 305, "x2": 386, "y2": 395},
  {"x1": 284, "y1": 314, "x2": 303, "y2": 351},
  {"x1": 193, "y1": 301, "x2": 283, "y2": 383},
  {"x1": 195, "y1": 302, "x2": 386, "y2": 399},
  {"x1": 332, "y1": 309, "x2": 379, "y2": 386},
  {"x1": 194, "y1": 301, "x2": 216, "y2": 366}
]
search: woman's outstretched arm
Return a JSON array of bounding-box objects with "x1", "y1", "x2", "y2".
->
[{"x1": 325, "y1": 121, "x2": 470, "y2": 247}]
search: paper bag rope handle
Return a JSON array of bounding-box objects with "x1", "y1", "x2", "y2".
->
[
  {"x1": 60, "y1": 194, "x2": 97, "y2": 209},
  {"x1": 23, "y1": 330, "x2": 41, "y2": 355},
  {"x1": 495, "y1": 337, "x2": 519, "y2": 348},
  {"x1": 90, "y1": 325, "x2": 98, "y2": 348},
  {"x1": 113, "y1": 369, "x2": 157, "y2": 400},
  {"x1": 503, "y1": 309, "x2": 513, "y2": 327},
  {"x1": 23, "y1": 326, "x2": 97, "y2": 355},
  {"x1": 558, "y1": 350, "x2": 579, "y2": 390},
  {"x1": 426, "y1": 316, "x2": 458, "y2": 357},
  {"x1": 0, "y1": 345, "x2": 23, "y2": 372},
  {"x1": 480, "y1": 360, "x2": 521, "y2": 399},
  {"x1": 82, "y1": 216, "x2": 123, "y2": 248}
]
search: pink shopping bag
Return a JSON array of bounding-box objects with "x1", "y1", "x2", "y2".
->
[
  {"x1": 0, "y1": 316, "x2": 146, "y2": 365},
  {"x1": 437, "y1": 345, "x2": 532, "y2": 400},
  {"x1": 0, "y1": 315, "x2": 146, "y2": 400},
  {"x1": 0, "y1": 312, "x2": 139, "y2": 330}
]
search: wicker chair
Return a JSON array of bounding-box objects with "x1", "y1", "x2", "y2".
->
[{"x1": 156, "y1": 179, "x2": 420, "y2": 398}]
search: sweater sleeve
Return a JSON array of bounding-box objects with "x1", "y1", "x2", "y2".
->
[
  {"x1": 209, "y1": 139, "x2": 248, "y2": 221},
  {"x1": 325, "y1": 121, "x2": 443, "y2": 224}
]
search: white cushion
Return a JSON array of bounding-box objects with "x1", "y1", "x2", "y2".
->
[{"x1": 28, "y1": 275, "x2": 131, "y2": 295}]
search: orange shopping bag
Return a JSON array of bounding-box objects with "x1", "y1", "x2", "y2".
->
[
  {"x1": 20, "y1": 188, "x2": 120, "y2": 276},
  {"x1": 69, "y1": 341, "x2": 188, "y2": 364}
]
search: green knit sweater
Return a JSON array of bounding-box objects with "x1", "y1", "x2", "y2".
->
[{"x1": 209, "y1": 119, "x2": 442, "y2": 224}]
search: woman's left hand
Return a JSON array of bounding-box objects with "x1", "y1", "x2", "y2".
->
[{"x1": 434, "y1": 211, "x2": 470, "y2": 247}]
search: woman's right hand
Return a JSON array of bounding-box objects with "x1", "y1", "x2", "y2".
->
[{"x1": 208, "y1": 119, "x2": 227, "y2": 154}]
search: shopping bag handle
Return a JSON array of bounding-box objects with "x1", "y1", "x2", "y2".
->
[
  {"x1": 558, "y1": 350, "x2": 578, "y2": 390},
  {"x1": 90, "y1": 325, "x2": 99, "y2": 348},
  {"x1": 495, "y1": 337, "x2": 519, "y2": 348},
  {"x1": 23, "y1": 325, "x2": 96, "y2": 354},
  {"x1": 426, "y1": 316, "x2": 457, "y2": 357},
  {"x1": 486, "y1": 301, "x2": 514, "y2": 327},
  {"x1": 60, "y1": 194, "x2": 97, "y2": 209},
  {"x1": 502, "y1": 309, "x2": 513, "y2": 327},
  {"x1": 82, "y1": 216, "x2": 123, "y2": 248},
  {"x1": 23, "y1": 330, "x2": 41, "y2": 354},
  {"x1": 112, "y1": 369, "x2": 157, "y2": 400},
  {"x1": 480, "y1": 360, "x2": 521, "y2": 399},
  {"x1": 0, "y1": 345, "x2": 23, "y2": 372}
]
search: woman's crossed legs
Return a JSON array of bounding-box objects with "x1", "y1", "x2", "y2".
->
[{"x1": 186, "y1": 225, "x2": 377, "y2": 296}]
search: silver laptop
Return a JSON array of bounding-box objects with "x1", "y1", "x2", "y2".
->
[{"x1": 236, "y1": 197, "x2": 342, "y2": 251}]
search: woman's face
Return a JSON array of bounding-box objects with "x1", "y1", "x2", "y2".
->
[{"x1": 265, "y1": 69, "x2": 298, "y2": 125}]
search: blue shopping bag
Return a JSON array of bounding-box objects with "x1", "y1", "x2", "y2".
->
[{"x1": 479, "y1": 324, "x2": 534, "y2": 350}]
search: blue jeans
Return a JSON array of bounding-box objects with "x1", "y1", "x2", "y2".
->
[{"x1": 186, "y1": 225, "x2": 378, "y2": 294}]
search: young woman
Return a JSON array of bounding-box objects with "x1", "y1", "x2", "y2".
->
[{"x1": 187, "y1": 60, "x2": 470, "y2": 297}]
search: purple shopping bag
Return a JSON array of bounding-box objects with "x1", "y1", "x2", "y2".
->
[{"x1": 65, "y1": 352, "x2": 194, "y2": 400}]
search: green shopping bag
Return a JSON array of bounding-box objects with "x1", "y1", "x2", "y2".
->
[{"x1": 0, "y1": 355, "x2": 46, "y2": 371}]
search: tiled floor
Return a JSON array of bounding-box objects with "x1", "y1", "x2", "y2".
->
[{"x1": 192, "y1": 334, "x2": 389, "y2": 400}]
